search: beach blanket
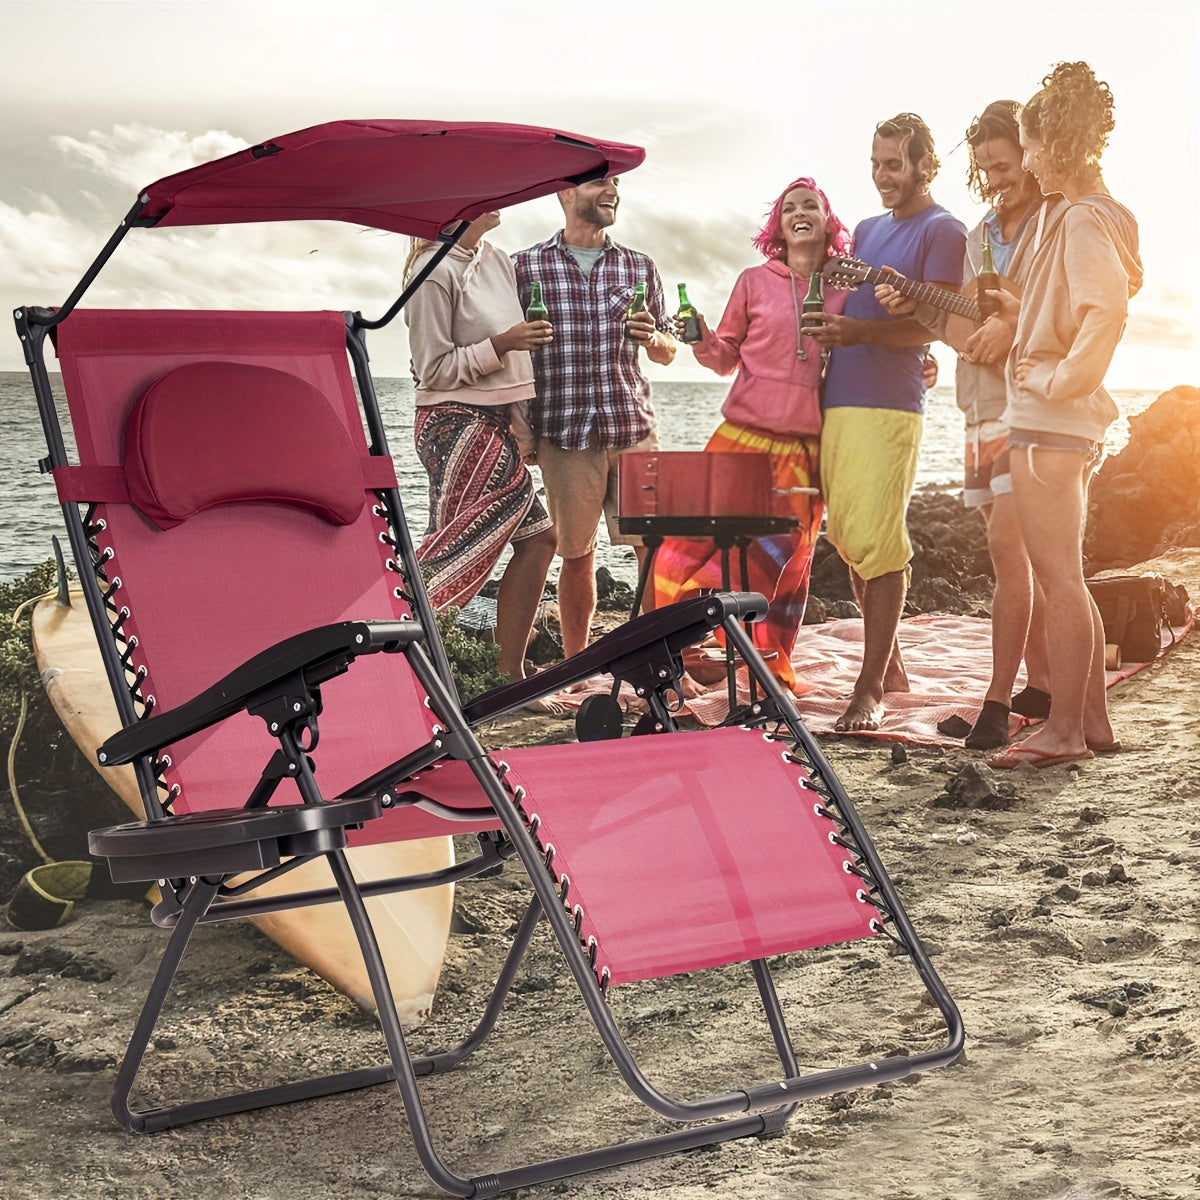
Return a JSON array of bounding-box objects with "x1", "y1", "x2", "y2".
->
[{"x1": 553, "y1": 609, "x2": 1194, "y2": 749}]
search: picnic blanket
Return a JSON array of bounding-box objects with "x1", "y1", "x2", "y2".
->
[{"x1": 554, "y1": 609, "x2": 1195, "y2": 748}]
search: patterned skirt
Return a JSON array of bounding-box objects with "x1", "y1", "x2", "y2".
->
[
  {"x1": 651, "y1": 420, "x2": 823, "y2": 690},
  {"x1": 414, "y1": 402, "x2": 551, "y2": 611}
]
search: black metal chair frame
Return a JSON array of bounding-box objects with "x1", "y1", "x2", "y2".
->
[{"x1": 12, "y1": 193, "x2": 965, "y2": 1199}]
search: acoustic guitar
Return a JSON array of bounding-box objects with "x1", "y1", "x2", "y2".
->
[{"x1": 821, "y1": 255, "x2": 1020, "y2": 354}]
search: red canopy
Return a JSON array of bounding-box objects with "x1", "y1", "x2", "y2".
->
[{"x1": 135, "y1": 119, "x2": 645, "y2": 238}]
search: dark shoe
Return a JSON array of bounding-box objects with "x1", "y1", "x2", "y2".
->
[
  {"x1": 1010, "y1": 686, "x2": 1051, "y2": 720},
  {"x1": 965, "y1": 699, "x2": 1012, "y2": 750}
]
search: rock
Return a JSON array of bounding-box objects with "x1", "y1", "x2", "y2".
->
[
  {"x1": 11, "y1": 944, "x2": 116, "y2": 982},
  {"x1": 933, "y1": 761, "x2": 1016, "y2": 810},
  {"x1": 801, "y1": 594, "x2": 828, "y2": 625},
  {"x1": 594, "y1": 566, "x2": 635, "y2": 613},
  {"x1": 1086, "y1": 387, "x2": 1200, "y2": 570},
  {"x1": 827, "y1": 599, "x2": 862, "y2": 619}
]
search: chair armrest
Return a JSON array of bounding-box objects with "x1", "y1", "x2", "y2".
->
[
  {"x1": 461, "y1": 592, "x2": 766, "y2": 723},
  {"x1": 98, "y1": 619, "x2": 423, "y2": 767}
]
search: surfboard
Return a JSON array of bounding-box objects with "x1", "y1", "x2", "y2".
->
[{"x1": 31, "y1": 587, "x2": 454, "y2": 1023}]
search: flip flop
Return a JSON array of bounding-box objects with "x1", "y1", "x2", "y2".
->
[
  {"x1": 1087, "y1": 739, "x2": 1123, "y2": 754},
  {"x1": 988, "y1": 743, "x2": 1095, "y2": 770}
]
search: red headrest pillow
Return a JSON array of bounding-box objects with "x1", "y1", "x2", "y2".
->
[{"x1": 123, "y1": 361, "x2": 366, "y2": 529}]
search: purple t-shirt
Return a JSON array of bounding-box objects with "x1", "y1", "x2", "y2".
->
[{"x1": 824, "y1": 204, "x2": 966, "y2": 414}]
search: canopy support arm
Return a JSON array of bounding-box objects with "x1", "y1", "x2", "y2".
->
[
  {"x1": 352, "y1": 220, "x2": 467, "y2": 332},
  {"x1": 26, "y1": 196, "x2": 149, "y2": 329}
]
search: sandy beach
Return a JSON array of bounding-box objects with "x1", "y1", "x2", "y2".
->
[{"x1": 1, "y1": 545, "x2": 1197, "y2": 1200}]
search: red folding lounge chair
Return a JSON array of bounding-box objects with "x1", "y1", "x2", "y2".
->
[{"x1": 14, "y1": 120, "x2": 963, "y2": 1197}]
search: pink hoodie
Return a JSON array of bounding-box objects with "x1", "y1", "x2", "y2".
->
[{"x1": 693, "y1": 259, "x2": 846, "y2": 438}]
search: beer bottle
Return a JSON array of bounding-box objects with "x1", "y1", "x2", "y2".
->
[
  {"x1": 624, "y1": 281, "x2": 648, "y2": 339},
  {"x1": 525, "y1": 280, "x2": 548, "y2": 323},
  {"x1": 801, "y1": 271, "x2": 824, "y2": 329},
  {"x1": 625, "y1": 282, "x2": 647, "y2": 319},
  {"x1": 976, "y1": 234, "x2": 1000, "y2": 318},
  {"x1": 675, "y1": 282, "x2": 702, "y2": 344}
]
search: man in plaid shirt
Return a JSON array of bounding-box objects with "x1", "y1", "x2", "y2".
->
[{"x1": 513, "y1": 176, "x2": 676, "y2": 657}]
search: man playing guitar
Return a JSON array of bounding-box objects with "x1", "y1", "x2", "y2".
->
[{"x1": 806, "y1": 113, "x2": 966, "y2": 734}]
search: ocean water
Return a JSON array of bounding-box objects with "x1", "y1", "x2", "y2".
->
[{"x1": 0, "y1": 370, "x2": 1160, "y2": 585}]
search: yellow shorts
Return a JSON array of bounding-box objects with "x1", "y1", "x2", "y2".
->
[
  {"x1": 820, "y1": 406, "x2": 922, "y2": 581},
  {"x1": 537, "y1": 430, "x2": 658, "y2": 560}
]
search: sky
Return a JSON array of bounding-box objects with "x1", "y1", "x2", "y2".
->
[{"x1": 2, "y1": 0, "x2": 1197, "y2": 391}]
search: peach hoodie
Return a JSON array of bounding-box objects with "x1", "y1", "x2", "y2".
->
[{"x1": 1004, "y1": 194, "x2": 1142, "y2": 443}]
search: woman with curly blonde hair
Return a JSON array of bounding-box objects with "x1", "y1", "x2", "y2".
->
[{"x1": 988, "y1": 62, "x2": 1142, "y2": 770}]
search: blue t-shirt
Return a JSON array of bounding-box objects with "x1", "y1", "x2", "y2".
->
[{"x1": 824, "y1": 204, "x2": 966, "y2": 414}]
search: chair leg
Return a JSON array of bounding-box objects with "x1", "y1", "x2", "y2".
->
[
  {"x1": 110, "y1": 874, "x2": 406, "y2": 1132},
  {"x1": 750, "y1": 958, "x2": 801, "y2": 1129},
  {"x1": 413, "y1": 894, "x2": 544, "y2": 1076},
  {"x1": 323, "y1": 846, "x2": 477, "y2": 1197},
  {"x1": 111, "y1": 878, "x2": 219, "y2": 1132},
  {"x1": 326, "y1": 856, "x2": 791, "y2": 1198}
]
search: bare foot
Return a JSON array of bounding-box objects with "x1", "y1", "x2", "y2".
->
[
  {"x1": 835, "y1": 696, "x2": 885, "y2": 732},
  {"x1": 882, "y1": 656, "x2": 910, "y2": 694},
  {"x1": 1084, "y1": 718, "x2": 1118, "y2": 752},
  {"x1": 993, "y1": 727, "x2": 1088, "y2": 762}
]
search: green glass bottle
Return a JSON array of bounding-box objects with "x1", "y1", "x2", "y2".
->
[
  {"x1": 675, "y1": 282, "x2": 702, "y2": 343},
  {"x1": 801, "y1": 271, "x2": 824, "y2": 329},
  {"x1": 976, "y1": 235, "x2": 1000, "y2": 318},
  {"x1": 624, "y1": 281, "x2": 648, "y2": 339},
  {"x1": 525, "y1": 280, "x2": 548, "y2": 323}
]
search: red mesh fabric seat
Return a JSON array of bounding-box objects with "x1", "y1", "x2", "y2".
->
[{"x1": 413, "y1": 729, "x2": 878, "y2": 985}]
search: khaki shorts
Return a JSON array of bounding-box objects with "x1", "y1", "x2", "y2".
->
[
  {"x1": 820, "y1": 406, "x2": 922, "y2": 581},
  {"x1": 537, "y1": 430, "x2": 659, "y2": 560}
]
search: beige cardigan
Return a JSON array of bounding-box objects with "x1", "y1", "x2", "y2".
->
[{"x1": 404, "y1": 240, "x2": 535, "y2": 409}]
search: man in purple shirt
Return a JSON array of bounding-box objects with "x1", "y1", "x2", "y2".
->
[
  {"x1": 809, "y1": 113, "x2": 966, "y2": 732},
  {"x1": 514, "y1": 177, "x2": 676, "y2": 658}
]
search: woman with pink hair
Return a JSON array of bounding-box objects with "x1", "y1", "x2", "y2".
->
[{"x1": 652, "y1": 177, "x2": 851, "y2": 693}]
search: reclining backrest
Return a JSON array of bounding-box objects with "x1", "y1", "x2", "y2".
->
[{"x1": 52, "y1": 309, "x2": 442, "y2": 834}]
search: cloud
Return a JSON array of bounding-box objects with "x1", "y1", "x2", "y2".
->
[
  {"x1": 3, "y1": 119, "x2": 1195, "y2": 383},
  {"x1": 1125, "y1": 290, "x2": 1199, "y2": 350},
  {"x1": 2, "y1": 124, "x2": 421, "y2": 368},
  {"x1": 49, "y1": 124, "x2": 248, "y2": 194}
]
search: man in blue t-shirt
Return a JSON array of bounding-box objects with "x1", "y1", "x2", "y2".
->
[{"x1": 808, "y1": 113, "x2": 966, "y2": 732}]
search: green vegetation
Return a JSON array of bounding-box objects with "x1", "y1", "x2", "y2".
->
[
  {"x1": 433, "y1": 607, "x2": 508, "y2": 699},
  {"x1": 0, "y1": 561, "x2": 59, "y2": 751}
]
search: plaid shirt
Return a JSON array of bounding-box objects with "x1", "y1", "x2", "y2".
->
[{"x1": 512, "y1": 232, "x2": 670, "y2": 450}]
